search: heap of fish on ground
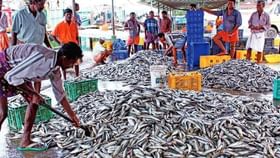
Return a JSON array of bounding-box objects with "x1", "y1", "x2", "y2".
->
[
  {"x1": 80, "y1": 51, "x2": 174, "y2": 86},
  {"x1": 199, "y1": 60, "x2": 280, "y2": 92},
  {"x1": 29, "y1": 87, "x2": 280, "y2": 157}
]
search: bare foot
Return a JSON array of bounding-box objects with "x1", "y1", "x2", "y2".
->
[{"x1": 20, "y1": 139, "x2": 34, "y2": 147}]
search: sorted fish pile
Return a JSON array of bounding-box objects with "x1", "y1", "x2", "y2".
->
[
  {"x1": 80, "y1": 51, "x2": 174, "y2": 86},
  {"x1": 199, "y1": 59, "x2": 280, "y2": 92},
  {"x1": 32, "y1": 87, "x2": 280, "y2": 157}
]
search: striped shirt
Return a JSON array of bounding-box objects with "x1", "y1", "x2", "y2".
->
[
  {"x1": 0, "y1": 12, "x2": 8, "y2": 32},
  {"x1": 248, "y1": 11, "x2": 270, "y2": 33},
  {"x1": 4, "y1": 44, "x2": 65, "y2": 102},
  {"x1": 12, "y1": 7, "x2": 46, "y2": 44},
  {"x1": 144, "y1": 18, "x2": 158, "y2": 34}
]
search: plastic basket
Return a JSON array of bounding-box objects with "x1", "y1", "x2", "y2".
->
[
  {"x1": 273, "y1": 77, "x2": 280, "y2": 100},
  {"x1": 168, "y1": 71, "x2": 202, "y2": 91},
  {"x1": 64, "y1": 79, "x2": 98, "y2": 102},
  {"x1": 112, "y1": 50, "x2": 129, "y2": 61},
  {"x1": 7, "y1": 95, "x2": 53, "y2": 132},
  {"x1": 274, "y1": 38, "x2": 280, "y2": 47},
  {"x1": 236, "y1": 50, "x2": 262, "y2": 62},
  {"x1": 264, "y1": 38, "x2": 274, "y2": 48},
  {"x1": 187, "y1": 42, "x2": 210, "y2": 68},
  {"x1": 265, "y1": 54, "x2": 280, "y2": 63},
  {"x1": 200, "y1": 55, "x2": 230, "y2": 68}
]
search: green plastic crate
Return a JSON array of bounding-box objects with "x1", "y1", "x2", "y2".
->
[
  {"x1": 64, "y1": 79, "x2": 98, "y2": 102},
  {"x1": 7, "y1": 95, "x2": 53, "y2": 132},
  {"x1": 273, "y1": 77, "x2": 280, "y2": 100}
]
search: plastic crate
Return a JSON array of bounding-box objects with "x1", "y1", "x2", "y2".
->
[
  {"x1": 187, "y1": 42, "x2": 210, "y2": 69},
  {"x1": 265, "y1": 54, "x2": 280, "y2": 63},
  {"x1": 236, "y1": 50, "x2": 263, "y2": 62},
  {"x1": 64, "y1": 79, "x2": 98, "y2": 102},
  {"x1": 200, "y1": 55, "x2": 231, "y2": 68},
  {"x1": 7, "y1": 95, "x2": 53, "y2": 132},
  {"x1": 168, "y1": 71, "x2": 202, "y2": 91},
  {"x1": 264, "y1": 38, "x2": 274, "y2": 48},
  {"x1": 273, "y1": 77, "x2": 280, "y2": 100},
  {"x1": 186, "y1": 10, "x2": 204, "y2": 23},
  {"x1": 263, "y1": 48, "x2": 279, "y2": 54},
  {"x1": 112, "y1": 50, "x2": 129, "y2": 61},
  {"x1": 274, "y1": 38, "x2": 280, "y2": 47}
]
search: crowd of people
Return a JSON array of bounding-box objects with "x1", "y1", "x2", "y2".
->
[{"x1": 120, "y1": 0, "x2": 270, "y2": 64}]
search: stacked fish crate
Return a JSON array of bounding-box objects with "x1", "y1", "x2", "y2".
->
[
  {"x1": 112, "y1": 39, "x2": 128, "y2": 61},
  {"x1": 186, "y1": 10, "x2": 210, "y2": 70},
  {"x1": 274, "y1": 77, "x2": 280, "y2": 100}
]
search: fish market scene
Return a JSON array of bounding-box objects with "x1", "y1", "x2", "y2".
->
[{"x1": 1, "y1": 0, "x2": 280, "y2": 157}]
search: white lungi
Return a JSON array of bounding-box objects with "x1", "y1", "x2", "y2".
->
[{"x1": 246, "y1": 32, "x2": 265, "y2": 52}]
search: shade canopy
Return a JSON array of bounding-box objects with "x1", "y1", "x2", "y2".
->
[{"x1": 140, "y1": 0, "x2": 228, "y2": 10}]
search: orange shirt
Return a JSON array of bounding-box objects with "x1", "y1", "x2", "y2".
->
[{"x1": 52, "y1": 20, "x2": 79, "y2": 44}]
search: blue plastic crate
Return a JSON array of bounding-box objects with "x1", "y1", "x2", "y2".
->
[
  {"x1": 187, "y1": 42, "x2": 210, "y2": 68},
  {"x1": 176, "y1": 51, "x2": 185, "y2": 63},
  {"x1": 273, "y1": 77, "x2": 280, "y2": 100},
  {"x1": 112, "y1": 50, "x2": 129, "y2": 61}
]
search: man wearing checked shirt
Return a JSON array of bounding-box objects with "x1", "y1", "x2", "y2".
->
[
  {"x1": 144, "y1": 11, "x2": 159, "y2": 50},
  {"x1": 11, "y1": 0, "x2": 51, "y2": 94}
]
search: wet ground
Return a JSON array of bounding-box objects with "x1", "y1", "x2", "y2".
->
[{"x1": 0, "y1": 53, "x2": 279, "y2": 158}]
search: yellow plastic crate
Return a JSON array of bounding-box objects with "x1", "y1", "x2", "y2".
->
[
  {"x1": 274, "y1": 38, "x2": 280, "y2": 47},
  {"x1": 168, "y1": 72, "x2": 202, "y2": 91},
  {"x1": 265, "y1": 54, "x2": 280, "y2": 63},
  {"x1": 236, "y1": 50, "x2": 262, "y2": 62},
  {"x1": 200, "y1": 55, "x2": 231, "y2": 68}
]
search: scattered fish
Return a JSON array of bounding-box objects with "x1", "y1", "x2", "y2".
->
[
  {"x1": 79, "y1": 51, "x2": 175, "y2": 86},
  {"x1": 199, "y1": 59, "x2": 280, "y2": 92},
  {"x1": 23, "y1": 87, "x2": 280, "y2": 157}
]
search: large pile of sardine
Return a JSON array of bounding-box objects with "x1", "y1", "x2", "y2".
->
[
  {"x1": 80, "y1": 51, "x2": 174, "y2": 86},
  {"x1": 199, "y1": 59, "x2": 280, "y2": 92},
  {"x1": 32, "y1": 87, "x2": 280, "y2": 157}
]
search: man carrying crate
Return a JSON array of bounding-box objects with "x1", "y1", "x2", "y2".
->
[
  {"x1": 0, "y1": 42, "x2": 81, "y2": 151},
  {"x1": 246, "y1": 0, "x2": 270, "y2": 63}
]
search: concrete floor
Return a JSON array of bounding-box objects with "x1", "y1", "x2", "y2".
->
[{"x1": 0, "y1": 53, "x2": 279, "y2": 158}]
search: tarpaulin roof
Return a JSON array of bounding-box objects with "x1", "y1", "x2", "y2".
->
[{"x1": 140, "y1": 0, "x2": 228, "y2": 10}]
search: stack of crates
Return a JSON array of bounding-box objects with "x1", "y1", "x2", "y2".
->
[
  {"x1": 273, "y1": 77, "x2": 280, "y2": 100},
  {"x1": 200, "y1": 55, "x2": 231, "y2": 68},
  {"x1": 263, "y1": 38, "x2": 278, "y2": 54},
  {"x1": 186, "y1": 10, "x2": 210, "y2": 69},
  {"x1": 168, "y1": 71, "x2": 202, "y2": 91},
  {"x1": 7, "y1": 95, "x2": 53, "y2": 132},
  {"x1": 64, "y1": 79, "x2": 98, "y2": 102},
  {"x1": 236, "y1": 50, "x2": 263, "y2": 62}
]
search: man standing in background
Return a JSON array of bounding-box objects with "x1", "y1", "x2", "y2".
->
[
  {"x1": 144, "y1": 11, "x2": 158, "y2": 50},
  {"x1": 74, "y1": 3, "x2": 81, "y2": 26},
  {"x1": 52, "y1": 8, "x2": 79, "y2": 80},
  {"x1": 158, "y1": 10, "x2": 172, "y2": 49},
  {"x1": 11, "y1": 0, "x2": 51, "y2": 93},
  {"x1": 124, "y1": 12, "x2": 140, "y2": 56},
  {"x1": 246, "y1": 0, "x2": 270, "y2": 63},
  {"x1": 202, "y1": 0, "x2": 242, "y2": 58}
]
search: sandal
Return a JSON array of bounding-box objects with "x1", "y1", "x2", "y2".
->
[{"x1": 16, "y1": 143, "x2": 48, "y2": 152}]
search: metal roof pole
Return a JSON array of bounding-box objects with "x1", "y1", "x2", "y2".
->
[
  {"x1": 157, "y1": 1, "x2": 160, "y2": 16},
  {"x1": 112, "y1": 0, "x2": 116, "y2": 36},
  {"x1": 72, "y1": 0, "x2": 76, "y2": 16}
]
